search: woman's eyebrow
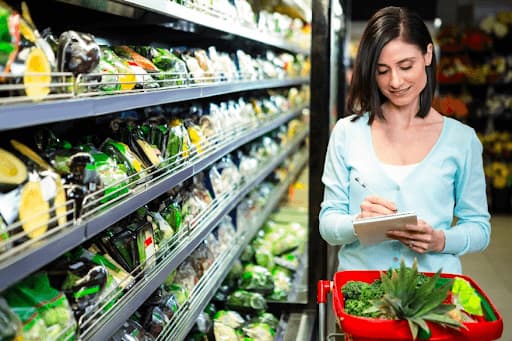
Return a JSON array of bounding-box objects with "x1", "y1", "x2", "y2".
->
[{"x1": 377, "y1": 57, "x2": 417, "y2": 67}]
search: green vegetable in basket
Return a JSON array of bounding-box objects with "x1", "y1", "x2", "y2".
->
[
  {"x1": 367, "y1": 259, "x2": 466, "y2": 340},
  {"x1": 451, "y1": 277, "x2": 483, "y2": 316}
]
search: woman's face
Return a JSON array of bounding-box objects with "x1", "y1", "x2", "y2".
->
[{"x1": 376, "y1": 38, "x2": 433, "y2": 109}]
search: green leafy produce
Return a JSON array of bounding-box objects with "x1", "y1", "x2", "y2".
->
[
  {"x1": 344, "y1": 299, "x2": 379, "y2": 318},
  {"x1": 226, "y1": 290, "x2": 267, "y2": 313},
  {"x1": 368, "y1": 259, "x2": 466, "y2": 340},
  {"x1": 238, "y1": 264, "x2": 274, "y2": 295},
  {"x1": 166, "y1": 284, "x2": 188, "y2": 307},
  {"x1": 342, "y1": 280, "x2": 371, "y2": 300}
]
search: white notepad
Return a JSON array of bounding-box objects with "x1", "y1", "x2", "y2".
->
[{"x1": 353, "y1": 211, "x2": 418, "y2": 246}]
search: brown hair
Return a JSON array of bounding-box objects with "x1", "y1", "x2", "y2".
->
[{"x1": 346, "y1": 6, "x2": 437, "y2": 123}]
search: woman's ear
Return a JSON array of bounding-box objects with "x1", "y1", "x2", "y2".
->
[{"x1": 425, "y1": 43, "x2": 433, "y2": 66}]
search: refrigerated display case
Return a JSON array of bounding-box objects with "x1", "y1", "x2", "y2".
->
[{"x1": 0, "y1": 0, "x2": 316, "y2": 339}]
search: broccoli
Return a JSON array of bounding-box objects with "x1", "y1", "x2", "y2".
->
[
  {"x1": 342, "y1": 280, "x2": 384, "y2": 318},
  {"x1": 360, "y1": 279, "x2": 385, "y2": 300},
  {"x1": 344, "y1": 299, "x2": 380, "y2": 318},
  {"x1": 344, "y1": 299, "x2": 369, "y2": 316},
  {"x1": 341, "y1": 281, "x2": 370, "y2": 300}
]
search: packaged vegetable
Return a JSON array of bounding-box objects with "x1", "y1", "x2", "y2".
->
[
  {"x1": 100, "y1": 46, "x2": 136, "y2": 91},
  {"x1": 243, "y1": 322, "x2": 275, "y2": 341},
  {"x1": 97, "y1": 225, "x2": 138, "y2": 272},
  {"x1": 213, "y1": 310, "x2": 245, "y2": 329},
  {"x1": 160, "y1": 199, "x2": 182, "y2": 233},
  {"x1": 270, "y1": 267, "x2": 292, "y2": 300},
  {"x1": 172, "y1": 258, "x2": 197, "y2": 293},
  {"x1": 164, "y1": 284, "x2": 188, "y2": 307},
  {"x1": 127, "y1": 127, "x2": 163, "y2": 168},
  {"x1": 168, "y1": 118, "x2": 191, "y2": 160},
  {"x1": 101, "y1": 138, "x2": 144, "y2": 176},
  {"x1": 140, "y1": 305, "x2": 168, "y2": 338},
  {"x1": 87, "y1": 58, "x2": 120, "y2": 93},
  {"x1": 88, "y1": 246, "x2": 135, "y2": 291},
  {"x1": 0, "y1": 297, "x2": 22, "y2": 341},
  {"x1": 213, "y1": 320, "x2": 239, "y2": 341},
  {"x1": 129, "y1": 220, "x2": 157, "y2": 270},
  {"x1": 274, "y1": 252, "x2": 299, "y2": 271},
  {"x1": 5, "y1": 273, "x2": 76, "y2": 341},
  {"x1": 249, "y1": 312, "x2": 279, "y2": 331},
  {"x1": 57, "y1": 30, "x2": 100, "y2": 76},
  {"x1": 238, "y1": 264, "x2": 274, "y2": 295},
  {"x1": 189, "y1": 241, "x2": 214, "y2": 279},
  {"x1": 111, "y1": 318, "x2": 153, "y2": 341},
  {"x1": 226, "y1": 290, "x2": 267, "y2": 313},
  {"x1": 18, "y1": 172, "x2": 50, "y2": 239},
  {"x1": 0, "y1": 5, "x2": 17, "y2": 73},
  {"x1": 81, "y1": 144, "x2": 129, "y2": 204},
  {"x1": 112, "y1": 45, "x2": 159, "y2": 73},
  {"x1": 254, "y1": 246, "x2": 275, "y2": 271},
  {"x1": 132, "y1": 46, "x2": 188, "y2": 87},
  {"x1": 147, "y1": 211, "x2": 174, "y2": 246},
  {"x1": 47, "y1": 255, "x2": 109, "y2": 321},
  {"x1": 184, "y1": 118, "x2": 205, "y2": 155}
]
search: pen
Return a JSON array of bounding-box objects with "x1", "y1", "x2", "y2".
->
[{"x1": 354, "y1": 176, "x2": 398, "y2": 213}]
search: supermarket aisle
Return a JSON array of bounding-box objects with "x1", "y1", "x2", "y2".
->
[{"x1": 461, "y1": 215, "x2": 512, "y2": 341}]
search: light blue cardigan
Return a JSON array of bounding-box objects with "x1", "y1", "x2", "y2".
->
[{"x1": 319, "y1": 113, "x2": 491, "y2": 274}]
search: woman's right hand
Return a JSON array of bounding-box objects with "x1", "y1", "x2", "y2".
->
[{"x1": 356, "y1": 195, "x2": 397, "y2": 219}]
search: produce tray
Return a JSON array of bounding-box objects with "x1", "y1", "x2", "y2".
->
[{"x1": 329, "y1": 270, "x2": 503, "y2": 341}]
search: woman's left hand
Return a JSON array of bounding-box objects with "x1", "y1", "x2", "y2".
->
[{"x1": 386, "y1": 219, "x2": 445, "y2": 253}]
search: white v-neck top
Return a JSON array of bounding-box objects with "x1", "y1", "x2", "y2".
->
[
  {"x1": 319, "y1": 113, "x2": 490, "y2": 274},
  {"x1": 380, "y1": 162, "x2": 419, "y2": 185}
]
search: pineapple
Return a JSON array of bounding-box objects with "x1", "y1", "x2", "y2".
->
[{"x1": 368, "y1": 258, "x2": 467, "y2": 340}]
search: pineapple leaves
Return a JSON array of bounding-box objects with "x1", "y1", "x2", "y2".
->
[
  {"x1": 373, "y1": 258, "x2": 467, "y2": 340},
  {"x1": 407, "y1": 319, "x2": 419, "y2": 340},
  {"x1": 409, "y1": 317, "x2": 431, "y2": 339},
  {"x1": 422, "y1": 312, "x2": 467, "y2": 330}
]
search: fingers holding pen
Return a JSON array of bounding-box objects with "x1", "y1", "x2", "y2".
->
[{"x1": 358, "y1": 195, "x2": 398, "y2": 218}]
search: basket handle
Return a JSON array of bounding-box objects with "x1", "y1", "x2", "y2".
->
[
  {"x1": 317, "y1": 280, "x2": 332, "y2": 341},
  {"x1": 317, "y1": 280, "x2": 332, "y2": 303}
]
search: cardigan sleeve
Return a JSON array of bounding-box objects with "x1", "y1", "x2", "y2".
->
[
  {"x1": 443, "y1": 129, "x2": 491, "y2": 255},
  {"x1": 319, "y1": 120, "x2": 358, "y2": 246}
]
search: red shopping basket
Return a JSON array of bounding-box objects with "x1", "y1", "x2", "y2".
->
[{"x1": 317, "y1": 270, "x2": 503, "y2": 341}]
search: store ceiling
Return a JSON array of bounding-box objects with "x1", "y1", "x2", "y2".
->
[{"x1": 350, "y1": 0, "x2": 438, "y2": 20}]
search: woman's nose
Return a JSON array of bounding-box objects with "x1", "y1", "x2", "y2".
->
[{"x1": 389, "y1": 69, "x2": 402, "y2": 88}]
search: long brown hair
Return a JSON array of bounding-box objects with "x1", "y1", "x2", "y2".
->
[{"x1": 346, "y1": 6, "x2": 437, "y2": 124}]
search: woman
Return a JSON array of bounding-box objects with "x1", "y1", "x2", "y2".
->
[{"x1": 319, "y1": 6, "x2": 490, "y2": 274}]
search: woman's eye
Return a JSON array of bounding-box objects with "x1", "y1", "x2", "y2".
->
[
  {"x1": 401, "y1": 65, "x2": 413, "y2": 71},
  {"x1": 377, "y1": 70, "x2": 388, "y2": 75}
]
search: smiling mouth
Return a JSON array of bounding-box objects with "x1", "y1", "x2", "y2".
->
[{"x1": 390, "y1": 86, "x2": 411, "y2": 95}]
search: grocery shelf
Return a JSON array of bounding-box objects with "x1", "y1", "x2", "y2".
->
[
  {"x1": 0, "y1": 222, "x2": 87, "y2": 292},
  {"x1": 84, "y1": 106, "x2": 306, "y2": 239},
  {"x1": 68, "y1": 0, "x2": 310, "y2": 55},
  {"x1": 0, "y1": 107, "x2": 305, "y2": 292},
  {"x1": 0, "y1": 78, "x2": 308, "y2": 131},
  {"x1": 164, "y1": 151, "x2": 310, "y2": 341},
  {"x1": 82, "y1": 128, "x2": 309, "y2": 341}
]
